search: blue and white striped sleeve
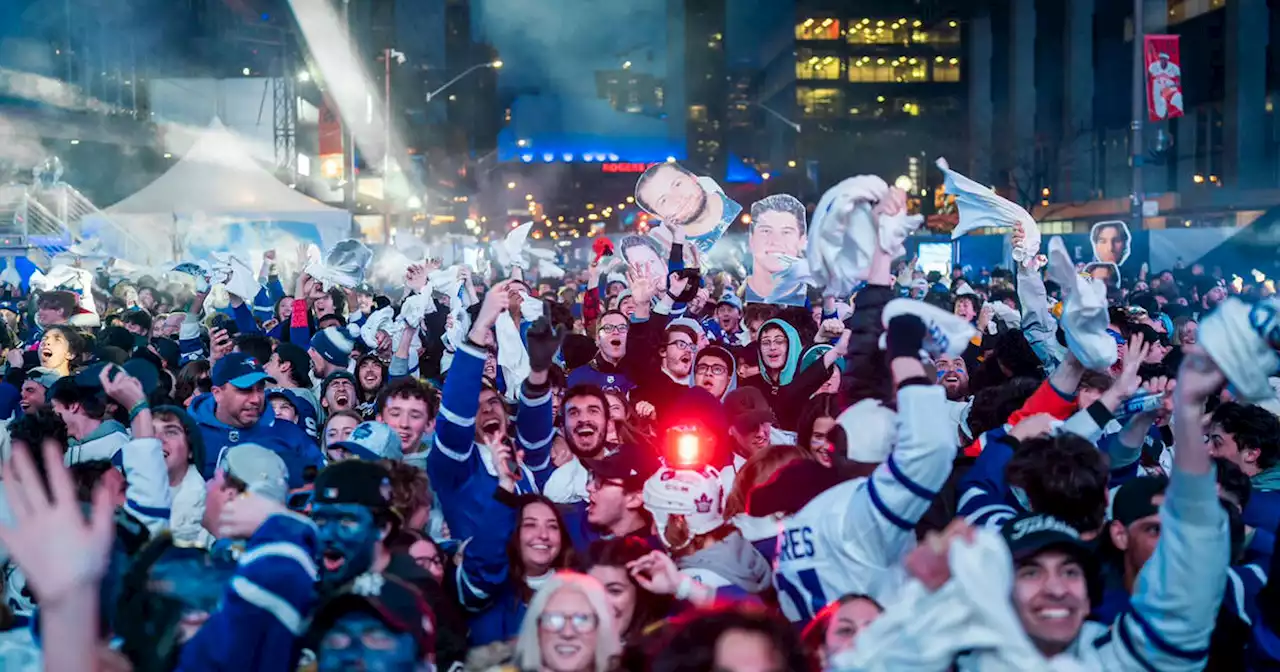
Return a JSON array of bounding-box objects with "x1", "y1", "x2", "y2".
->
[
  {"x1": 456, "y1": 494, "x2": 517, "y2": 612},
  {"x1": 1097, "y1": 467, "x2": 1226, "y2": 671},
  {"x1": 428, "y1": 341, "x2": 484, "y2": 491},
  {"x1": 118, "y1": 438, "x2": 172, "y2": 536},
  {"x1": 515, "y1": 383, "x2": 555, "y2": 473},
  {"x1": 835, "y1": 385, "x2": 954, "y2": 567},
  {"x1": 957, "y1": 429, "x2": 1020, "y2": 530}
]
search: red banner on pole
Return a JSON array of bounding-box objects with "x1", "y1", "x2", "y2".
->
[
  {"x1": 318, "y1": 96, "x2": 343, "y2": 156},
  {"x1": 1144, "y1": 35, "x2": 1184, "y2": 121}
]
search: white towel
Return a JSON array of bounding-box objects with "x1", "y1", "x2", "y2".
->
[
  {"x1": 496, "y1": 312, "x2": 530, "y2": 401},
  {"x1": 306, "y1": 239, "x2": 373, "y2": 290},
  {"x1": 542, "y1": 456, "x2": 589, "y2": 504},
  {"x1": 831, "y1": 528, "x2": 1089, "y2": 672},
  {"x1": 1046, "y1": 237, "x2": 1116, "y2": 371},
  {"x1": 938, "y1": 158, "x2": 1042, "y2": 268}
]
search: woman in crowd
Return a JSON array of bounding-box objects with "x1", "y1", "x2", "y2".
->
[
  {"x1": 801, "y1": 594, "x2": 884, "y2": 670},
  {"x1": 507, "y1": 572, "x2": 620, "y2": 672},
  {"x1": 581, "y1": 538, "x2": 670, "y2": 646},
  {"x1": 794, "y1": 394, "x2": 842, "y2": 466}
]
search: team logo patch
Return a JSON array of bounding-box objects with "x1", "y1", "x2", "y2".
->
[
  {"x1": 694, "y1": 492, "x2": 713, "y2": 514},
  {"x1": 352, "y1": 424, "x2": 374, "y2": 441},
  {"x1": 228, "y1": 430, "x2": 240, "y2": 443}
]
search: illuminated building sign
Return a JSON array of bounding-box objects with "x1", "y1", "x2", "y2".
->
[{"x1": 601, "y1": 162, "x2": 658, "y2": 173}]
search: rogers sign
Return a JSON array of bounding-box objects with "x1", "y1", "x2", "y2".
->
[{"x1": 601, "y1": 162, "x2": 658, "y2": 173}]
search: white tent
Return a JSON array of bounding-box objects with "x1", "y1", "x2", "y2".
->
[{"x1": 83, "y1": 118, "x2": 351, "y2": 264}]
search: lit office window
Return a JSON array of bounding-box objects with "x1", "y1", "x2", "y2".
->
[
  {"x1": 797, "y1": 51, "x2": 841, "y2": 80},
  {"x1": 688, "y1": 105, "x2": 708, "y2": 122},
  {"x1": 849, "y1": 56, "x2": 926, "y2": 82},
  {"x1": 933, "y1": 57, "x2": 961, "y2": 82},
  {"x1": 796, "y1": 17, "x2": 840, "y2": 40},
  {"x1": 797, "y1": 87, "x2": 843, "y2": 117},
  {"x1": 847, "y1": 18, "x2": 912, "y2": 45},
  {"x1": 922, "y1": 20, "x2": 961, "y2": 44}
]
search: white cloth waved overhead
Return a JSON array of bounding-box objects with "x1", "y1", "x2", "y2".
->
[
  {"x1": 208, "y1": 252, "x2": 260, "y2": 301},
  {"x1": 306, "y1": 239, "x2": 373, "y2": 290},
  {"x1": 802, "y1": 175, "x2": 924, "y2": 298},
  {"x1": 1046, "y1": 237, "x2": 1116, "y2": 371},
  {"x1": 496, "y1": 312, "x2": 530, "y2": 401},
  {"x1": 937, "y1": 158, "x2": 1042, "y2": 268},
  {"x1": 489, "y1": 221, "x2": 536, "y2": 271},
  {"x1": 831, "y1": 528, "x2": 1090, "y2": 672}
]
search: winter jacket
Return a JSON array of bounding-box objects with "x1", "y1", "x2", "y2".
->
[
  {"x1": 841, "y1": 284, "x2": 896, "y2": 405},
  {"x1": 170, "y1": 465, "x2": 212, "y2": 547},
  {"x1": 454, "y1": 489, "x2": 533, "y2": 646},
  {"x1": 428, "y1": 341, "x2": 555, "y2": 545},
  {"x1": 189, "y1": 393, "x2": 323, "y2": 489},
  {"x1": 177, "y1": 512, "x2": 319, "y2": 672}
]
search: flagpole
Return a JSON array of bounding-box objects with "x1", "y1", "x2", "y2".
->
[{"x1": 1130, "y1": 0, "x2": 1145, "y2": 225}]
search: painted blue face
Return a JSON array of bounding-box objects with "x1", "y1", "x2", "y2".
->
[
  {"x1": 147, "y1": 552, "x2": 235, "y2": 642},
  {"x1": 317, "y1": 612, "x2": 418, "y2": 672},
  {"x1": 311, "y1": 503, "x2": 381, "y2": 590}
]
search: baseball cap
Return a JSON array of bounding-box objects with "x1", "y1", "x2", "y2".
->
[
  {"x1": 643, "y1": 465, "x2": 726, "y2": 540},
  {"x1": 716, "y1": 293, "x2": 743, "y2": 311},
  {"x1": 26, "y1": 367, "x2": 62, "y2": 389},
  {"x1": 330, "y1": 421, "x2": 404, "y2": 461},
  {"x1": 216, "y1": 443, "x2": 289, "y2": 503},
  {"x1": 211, "y1": 352, "x2": 275, "y2": 389},
  {"x1": 312, "y1": 460, "x2": 393, "y2": 512},
  {"x1": 586, "y1": 448, "x2": 658, "y2": 491},
  {"x1": 723, "y1": 387, "x2": 773, "y2": 433},
  {"x1": 308, "y1": 572, "x2": 434, "y2": 658},
  {"x1": 1001, "y1": 513, "x2": 1094, "y2": 566},
  {"x1": 1107, "y1": 475, "x2": 1169, "y2": 527}
]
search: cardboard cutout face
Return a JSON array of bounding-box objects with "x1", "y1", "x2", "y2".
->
[
  {"x1": 634, "y1": 161, "x2": 741, "y2": 256},
  {"x1": 745, "y1": 194, "x2": 808, "y2": 306},
  {"x1": 1090, "y1": 220, "x2": 1132, "y2": 266},
  {"x1": 1084, "y1": 261, "x2": 1121, "y2": 289}
]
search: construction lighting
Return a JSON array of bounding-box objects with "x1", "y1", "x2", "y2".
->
[{"x1": 507, "y1": 182, "x2": 516, "y2": 189}]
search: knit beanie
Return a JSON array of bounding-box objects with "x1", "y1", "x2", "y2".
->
[{"x1": 311, "y1": 326, "x2": 356, "y2": 369}]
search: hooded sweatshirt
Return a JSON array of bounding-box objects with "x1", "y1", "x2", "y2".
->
[
  {"x1": 691, "y1": 345, "x2": 738, "y2": 401},
  {"x1": 189, "y1": 393, "x2": 323, "y2": 489},
  {"x1": 65, "y1": 419, "x2": 130, "y2": 465},
  {"x1": 679, "y1": 530, "x2": 773, "y2": 602},
  {"x1": 743, "y1": 318, "x2": 836, "y2": 431}
]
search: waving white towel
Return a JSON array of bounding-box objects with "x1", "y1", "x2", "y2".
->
[
  {"x1": 1046, "y1": 237, "x2": 1116, "y2": 371},
  {"x1": 306, "y1": 239, "x2": 374, "y2": 290},
  {"x1": 938, "y1": 158, "x2": 1042, "y2": 268},
  {"x1": 831, "y1": 528, "x2": 1090, "y2": 672},
  {"x1": 490, "y1": 222, "x2": 535, "y2": 271}
]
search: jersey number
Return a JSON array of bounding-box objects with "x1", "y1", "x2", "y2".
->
[{"x1": 776, "y1": 568, "x2": 828, "y2": 622}]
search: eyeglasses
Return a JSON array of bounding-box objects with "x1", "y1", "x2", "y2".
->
[
  {"x1": 586, "y1": 474, "x2": 625, "y2": 491},
  {"x1": 696, "y1": 363, "x2": 728, "y2": 376},
  {"x1": 667, "y1": 340, "x2": 695, "y2": 352},
  {"x1": 413, "y1": 554, "x2": 444, "y2": 570},
  {"x1": 538, "y1": 611, "x2": 599, "y2": 634},
  {"x1": 599, "y1": 324, "x2": 629, "y2": 335},
  {"x1": 759, "y1": 338, "x2": 788, "y2": 349}
]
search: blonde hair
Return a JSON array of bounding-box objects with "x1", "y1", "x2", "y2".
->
[{"x1": 513, "y1": 572, "x2": 620, "y2": 672}]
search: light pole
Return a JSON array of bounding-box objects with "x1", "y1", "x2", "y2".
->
[
  {"x1": 382, "y1": 48, "x2": 405, "y2": 243},
  {"x1": 425, "y1": 60, "x2": 502, "y2": 103},
  {"x1": 1130, "y1": 0, "x2": 1145, "y2": 225}
]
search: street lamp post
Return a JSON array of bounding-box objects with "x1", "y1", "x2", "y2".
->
[
  {"x1": 425, "y1": 61, "x2": 503, "y2": 103},
  {"x1": 382, "y1": 48, "x2": 406, "y2": 244},
  {"x1": 1130, "y1": 0, "x2": 1145, "y2": 225}
]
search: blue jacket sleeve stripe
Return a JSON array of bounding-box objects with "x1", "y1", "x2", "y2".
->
[
  {"x1": 433, "y1": 435, "x2": 474, "y2": 463},
  {"x1": 1227, "y1": 569, "x2": 1250, "y2": 625},
  {"x1": 517, "y1": 428, "x2": 554, "y2": 451},
  {"x1": 1114, "y1": 619, "x2": 1162, "y2": 672},
  {"x1": 865, "y1": 477, "x2": 913, "y2": 531},
  {"x1": 230, "y1": 576, "x2": 304, "y2": 635},
  {"x1": 1121, "y1": 605, "x2": 1210, "y2": 660},
  {"x1": 456, "y1": 565, "x2": 492, "y2": 611},
  {"x1": 885, "y1": 454, "x2": 940, "y2": 500},
  {"x1": 439, "y1": 405, "x2": 476, "y2": 427},
  {"x1": 126, "y1": 499, "x2": 171, "y2": 519},
  {"x1": 240, "y1": 541, "x2": 319, "y2": 582}
]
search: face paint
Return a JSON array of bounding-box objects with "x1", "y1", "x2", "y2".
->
[
  {"x1": 317, "y1": 612, "x2": 418, "y2": 672},
  {"x1": 146, "y1": 553, "x2": 236, "y2": 643},
  {"x1": 311, "y1": 503, "x2": 381, "y2": 591}
]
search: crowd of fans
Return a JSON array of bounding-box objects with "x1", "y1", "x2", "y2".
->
[{"x1": 0, "y1": 183, "x2": 1274, "y2": 672}]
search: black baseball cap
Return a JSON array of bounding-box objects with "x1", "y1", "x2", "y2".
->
[
  {"x1": 211, "y1": 352, "x2": 275, "y2": 389},
  {"x1": 1002, "y1": 513, "x2": 1095, "y2": 566},
  {"x1": 1108, "y1": 475, "x2": 1169, "y2": 527},
  {"x1": 312, "y1": 460, "x2": 393, "y2": 513},
  {"x1": 586, "y1": 447, "x2": 659, "y2": 491}
]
